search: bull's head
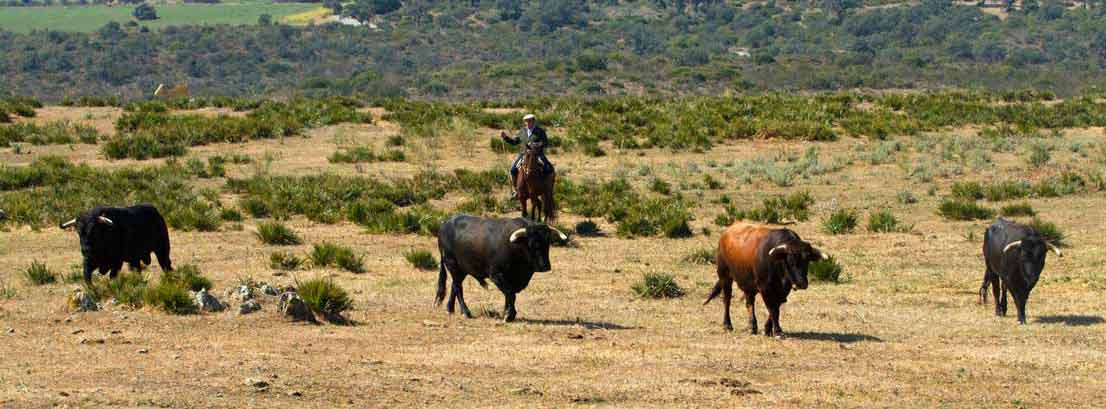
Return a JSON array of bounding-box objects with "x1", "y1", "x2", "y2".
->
[
  {"x1": 1003, "y1": 237, "x2": 1061, "y2": 290},
  {"x1": 509, "y1": 224, "x2": 569, "y2": 273},
  {"x1": 60, "y1": 212, "x2": 114, "y2": 256},
  {"x1": 768, "y1": 240, "x2": 828, "y2": 290}
]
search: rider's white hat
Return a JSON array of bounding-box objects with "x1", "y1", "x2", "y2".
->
[{"x1": 523, "y1": 114, "x2": 536, "y2": 120}]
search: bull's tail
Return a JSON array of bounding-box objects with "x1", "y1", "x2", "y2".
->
[
  {"x1": 704, "y1": 280, "x2": 724, "y2": 306},
  {"x1": 435, "y1": 260, "x2": 448, "y2": 306}
]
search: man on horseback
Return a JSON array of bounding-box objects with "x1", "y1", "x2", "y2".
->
[{"x1": 500, "y1": 113, "x2": 554, "y2": 194}]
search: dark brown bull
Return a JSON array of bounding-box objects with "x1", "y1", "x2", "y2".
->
[{"x1": 705, "y1": 222, "x2": 828, "y2": 337}]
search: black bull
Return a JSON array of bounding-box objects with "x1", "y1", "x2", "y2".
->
[
  {"x1": 60, "y1": 204, "x2": 173, "y2": 282},
  {"x1": 980, "y1": 218, "x2": 1062, "y2": 324},
  {"x1": 435, "y1": 215, "x2": 567, "y2": 322}
]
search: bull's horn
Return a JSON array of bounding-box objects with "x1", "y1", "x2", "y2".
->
[
  {"x1": 509, "y1": 228, "x2": 527, "y2": 243},
  {"x1": 1003, "y1": 241, "x2": 1022, "y2": 253},
  {"x1": 97, "y1": 216, "x2": 114, "y2": 226},
  {"x1": 59, "y1": 219, "x2": 77, "y2": 229},
  {"x1": 548, "y1": 226, "x2": 569, "y2": 242},
  {"x1": 816, "y1": 248, "x2": 831, "y2": 260},
  {"x1": 768, "y1": 244, "x2": 788, "y2": 257},
  {"x1": 1046, "y1": 242, "x2": 1063, "y2": 257}
]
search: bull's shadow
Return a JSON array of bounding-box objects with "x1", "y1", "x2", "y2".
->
[
  {"x1": 1034, "y1": 315, "x2": 1105, "y2": 326},
  {"x1": 519, "y1": 317, "x2": 637, "y2": 330},
  {"x1": 786, "y1": 331, "x2": 882, "y2": 343}
]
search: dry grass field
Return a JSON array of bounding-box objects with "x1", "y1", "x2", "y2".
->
[{"x1": 2, "y1": 105, "x2": 1106, "y2": 408}]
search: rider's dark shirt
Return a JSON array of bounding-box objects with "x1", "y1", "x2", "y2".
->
[{"x1": 504, "y1": 125, "x2": 548, "y2": 153}]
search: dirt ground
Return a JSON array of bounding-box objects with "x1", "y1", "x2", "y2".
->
[{"x1": 2, "y1": 107, "x2": 1105, "y2": 408}]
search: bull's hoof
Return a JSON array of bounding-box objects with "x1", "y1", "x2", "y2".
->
[
  {"x1": 723, "y1": 324, "x2": 733, "y2": 332},
  {"x1": 504, "y1": 310, "x2": 517, "y2": 322}
]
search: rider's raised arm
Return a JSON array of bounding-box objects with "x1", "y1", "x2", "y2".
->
[{"x1": 501, "y1": 130, "x2": 521, "y2": 145}]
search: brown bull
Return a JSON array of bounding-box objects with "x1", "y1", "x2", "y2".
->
[{"x1": 705, "y1": 223, "x2": 828, "y2": 337}]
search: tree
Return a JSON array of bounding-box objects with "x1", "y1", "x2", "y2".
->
[
  {"x1": 258, "y1": 14, "x2": 272, "y2": 26},
  {"x1": 496, "y1": 0, "x2": 523, "y2": 21},
  {"x1": 133, "y1": 3, "x2": 158, "y2": 21}
]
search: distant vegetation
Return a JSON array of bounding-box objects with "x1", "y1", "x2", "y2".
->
[{"x1": 3, "y1": 1, "x2": 1106, "y2": 100}]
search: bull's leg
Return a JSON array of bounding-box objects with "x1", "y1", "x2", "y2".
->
[
  {"x1": 997, "y1": 279, "x2": 1009, "y2": 317},
  {"x1": 719, "y1": 279, "x2": 733, "y2": 331},
  {"x1": 155, "y1": 242, "x2": 173, "y2": 272},
  {"x1": 82, "y1": 260, "x2": 95, "y2": 283},
  {"x1": 744, "y1": 290, "x2": 757, "y2": 335},
  {"x1": 503, "y1": 292, "x2": 517, "y2": 323},
  {"x1": 1012, "y1": 292, "x2": 1028, "y2": 325},
  {"x1": 990, "y1": 273, "x2": 1003, "y2": 315},
  {"x1": 451, "y1": 276, "x2": 474, "y2": 319},
  {"x1": 764, "y1": 301, "x2": 782, "y2": 337},
  {"x1": 979, "y1": 268, "x2": 994, "y2": 305}
]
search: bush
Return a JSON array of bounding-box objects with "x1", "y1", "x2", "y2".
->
[
  {"x1": 717, "y1": 191, "x2": 815, "y2": 226},
  {"x1": 1028, "y1": 142, "x2": 1051, "y2": 167},
  {"x1": 143, "y1": 281, "x2": 196, "y2": 315},
  {"x1": 631, "y1": 273, "x2": 685, "y2": 299},
  {"x1": 23, "y1": 260, "x2": 56, "y2": 285},
  {"x1": 220, "y1": 208, "x2": 242, "y2": 222},
  {"x1": 270, "y1": 251, "x2": 305, "y2": 270},
  {"x1": 1029, "y1": 217, "x2": 1066, "y2": 247},
  {"x1": 102, "y1": 134, "x2": 187, "y2": 160},
  {"x1": 83, "y1": 271, "x2": 148, "y2": 307},
  {"x1": 867, "y1": 209, "x2": 908, "y2": 233},
  {"x1": 297, "y1": 277, "x2": 353, "y2": 317},
  {"x1": 1000, "y1": 202, "x2": 1036, "y2": 217},
  {"x1": 161, "y1": 264, "x2": 212, "y2": 292},
  {"x1": 897, "y1": 190, "x2": 918, "y2": 204},
  {"x1": 951, "y1": 181, "x2": 985, "y2": 201},
  {"x1": 682, "y1": 248, "x2": 715, "y2": 265},
  {"x1": 310, "y1": 242, "x2": 364, "y2": 273},
  {"x1": 574, "y1": 219, "x2": 600, "y2": 236},
  {"x1": 808, "y1": 256, "x2": 843, "y2": 283},
  {"x1": 822, "y1": 208, "x2": 858, "y2": 235},
  {"x1": 938, "y1": 200, "x2": 994, "y2": 221},
  {"x1": 615, "y1": 199, "x2": 693, "y2": 238},
  {"x1": 255, "y1": 221, "x2": 303, "y2": 245},
  {"x1": 649, "y1": 178, "x2": 672, "y2": 195},
  {"x1": 404, "y1": 249, "x2": 438, "y2": 271}
]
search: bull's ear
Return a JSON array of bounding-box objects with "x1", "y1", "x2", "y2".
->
[
  {"x1": 59, "y1": 218, "x2": 77, "y2": 229},
  {"x1": 767, "y1": 244, "x2": 788, "y2": 259},
  {"x1": 509, "y1": 228, "x2": 527, "y2": 243}
]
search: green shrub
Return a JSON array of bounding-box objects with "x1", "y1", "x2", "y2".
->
[
  {"x1": 574, "y1": 220, "x2": 601, "y2": 236},
  {"x1": 220, "y1": 208, "x2": 243, "y2": 222},
  {"x1": 682, "y1": 248, "x2": 715, "y2": 265},
  {"x1": 310, "y1": 242, "x2": 365, "y2": 273},
  {"x1": 631, "y1": 273, "x2": 685, "y2": 299},
  {"x1": 822, "y1": 208, "x2": 858, "y2": 235},
  {"x1": 270, "y1": 251, "x2": 305, "y2": 270},
  {"x1": 143, "y1": 280, "x2": 197, "y2": 315},
  {"x1": 717, "y1": 191, "x2": 814, "y2": 225},
  {"x1": 951, "y1": 181, "x2": 985, "y2": 201},
  {"x1": 22, "y1": 260, "x2": 56, "y2": 285},
  {"x1": 1028, "y1": 142, "x2": 1051, "y2": 167},
  {"x1": 808, "y1": 257, "x2": 843, "y2": 283},
  {"x1": 897, "y1": 190, "x2": 918, "y2": 204},
  {"x1": 161, "y1": 264, "x2": 212, "y2": 292},
  {"x1": 83, "y1": 271, "x2": 148, "y2": 307},
  {"x1": 985, "y1": 181, "x2": 1031, "y2": 201},
  {"x1": 1000, "y1": 202, "x2": 1036, "y2": 217},
  {"x1": 255, "y1": 221, "x2": 303, "y2": 245},
  {"x1": 1029, "y1": 218, "x2": 1066, "y2": 247},
  {"x1": 404, "y1": 250, "x2": 438, "y2": 271},
  {"x1": 938, "y1": 200, "x2": 995, "y2": 221},
  {"x1": 102, "y1": 134, "x2": 187, "y2": 160},
  {"x1": 297, "y1": 277, "x2": 353, "y2": 317},
  {"x1": 649, "y1": 178, "x2": 672, "y2": 195},
  {"x1": 328, "y1": 146, "x2": 378, "y2": 163},
  {"x1": 867, "y1": 209, "x2": 909, "y2": 233},
  {"x1": 615, "y1": 199, "x2": 693, "y2": 238}
]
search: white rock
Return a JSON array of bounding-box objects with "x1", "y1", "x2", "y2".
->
[
  {"x1": 193, "y1": 289, "x2": 226, "y2": 313},
  {"x1": 239, "y1": 300, "x2": 261, "y2": 315}
]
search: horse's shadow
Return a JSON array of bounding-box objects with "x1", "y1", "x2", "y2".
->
[
  {"x1": 1034, "y1": 315, "x2": 1105, "y2": 326},
  {"x1": 786, "y1": 331, "x2": 882, "y2": 343},
  {"x1": 519, "y1": 317, "x2": 637, "y2": 330}
]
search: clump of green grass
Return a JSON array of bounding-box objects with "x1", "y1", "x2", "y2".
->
[
  {"x1": 1028, "y1": 142, "x2": 1051, "y2": 167},
  {"x1": 822, "y1": 209, "x2": 858, "y2": 235},
  {"x1": 897, "y1": 190, "x2": 918, "y2": 204},
  {"x1": 22, "y1": 260, "x2": 56, "y2": 285},
  {"x1": 220, "y1": 208, "x2": 242, "y2": 222},
  {"x1": 808, "y1": 256, "x2": 843, "y2": 283},
  {"x1": 297, "y1": 277, "x2": 353, "y2": 318},
  {"x1": 682, "y1": 248, "x2": 715, "y2": 265},
  {"x1": 143, "y1": 280, "x2": 197, "y2": 315},
  {"x1": 938, "y1": 200, "x2": 994, "y2": 221},
  {"x1": 631, "y1": 273, "x2": 685, "y2": 299},
  {"x1": 161, "y1": 264, "x2": 212, "y2": 292},
  {"x1": 716, "y1": 191, "x2": 814, "y2": 226},
  {"x1": 270, "y1": 251, "x2": 305, "y2": 270},
  {"x1": 1000, "y1": 202, "x2": 1036, "y2": 217},
  {"x1": 574, "y1": 220, "x2": 601, "y2": 236},
  {"x1": 310, "y1": 242, "x2": 365, "y2": 273},
  {"x1": 1029, "y1": 217, "x2": 1066, "y2": 248},
  {"x1": 615, "y1": 199, "x2": 693, "y2": 238},
  {"x1": 649, "y1": 178, "x2": 672, "y2": 195},
  {"x1": 867, "y1": 209, "x2": 909, "y2": 233},
  {"x1": 0, "y1": 279, "x2": 15, "y2": 299},
  {"x1": 255, "y1": 221, "x2": 303, "y2": 245},
  {"x1": 83, "y1": 271, "x2": 148, "y2": 308},
  {"x1": 950, "y1": 181, "x2": 985, "y2": 201},
  {"x1": 404, "y1": 249, "x2": 438, "y2": 271}
]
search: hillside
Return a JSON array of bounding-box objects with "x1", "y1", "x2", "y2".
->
[{"x1": 2, "y1": 0, "x2": 1106, "y2": 100}]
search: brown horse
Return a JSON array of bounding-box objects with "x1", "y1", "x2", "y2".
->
[{"x1": 516, "y1": 145, "x2": 556, "y2": 223}]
